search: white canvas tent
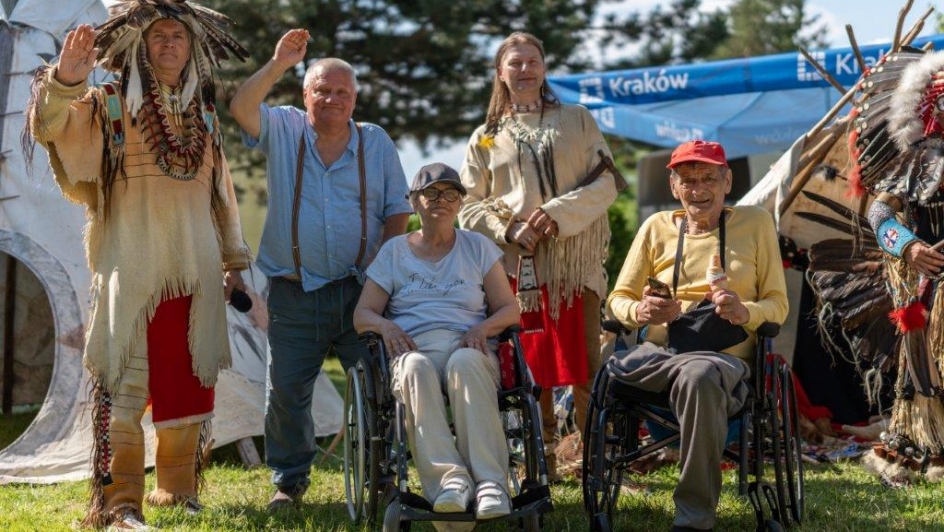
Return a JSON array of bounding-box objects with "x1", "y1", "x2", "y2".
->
[{"x1": 0, "y1": 0, "x2": 343, "y2": 483}]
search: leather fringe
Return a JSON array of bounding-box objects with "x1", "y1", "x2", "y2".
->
[
  {"x1": 543, "y1": 215, "x2": 610, "y2": 320},
  {"x1": 81, "y1": 381, "x2": 111, "y2": 529},
  {"x1": 195, "y1": 418, "x2": 212, "y2": 494}
]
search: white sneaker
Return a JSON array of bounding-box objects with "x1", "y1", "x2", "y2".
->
[
  {"x1": 475, "y1": 481, "x2": 511, "y2": 520},
  {"x1": 433, "y1": 477, "x2": 471, "y2": 513}
]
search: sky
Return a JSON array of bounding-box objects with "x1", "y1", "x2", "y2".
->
[{"x1": 397, "y1": 0, "x2": 943, "y2": 175}]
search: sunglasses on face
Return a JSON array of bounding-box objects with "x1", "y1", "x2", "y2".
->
[{"x1": 421, "y1": 188, "x2": 461, "y2": 202}]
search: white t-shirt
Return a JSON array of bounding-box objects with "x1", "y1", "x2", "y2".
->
[{"x1": 367, "y1": 229, "x2": 504, "y2": 337}]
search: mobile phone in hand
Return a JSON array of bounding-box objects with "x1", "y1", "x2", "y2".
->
[{"x1": 646, "y1": 276, "x2": 672, "y2": 299}]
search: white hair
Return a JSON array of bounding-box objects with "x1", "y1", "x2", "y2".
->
[{"x1": 302, "y1": 58, "x2": 359, "y2": 91}]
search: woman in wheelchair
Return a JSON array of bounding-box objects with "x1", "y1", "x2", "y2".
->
[
  {"x1": 605, "y1": 140, "x2": 788, "y2": 532},
  {"x1": 353, "y1": 163, "x2": 521, "y2": 526}
]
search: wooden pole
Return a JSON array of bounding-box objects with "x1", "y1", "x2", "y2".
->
[
  {"x1": 901, "y1": 7, "x2": 934, "y2": 47},
  {"x1": 892, "y1": 0, "x2": 915, "y2": 52},
  {"x1": 2, "y1": 255, "x2": 17, "y2": 416},
  {"x1": 797, "y1": 123, "x2": 845, "y2": 173},
  {"x1": 779, "y1": 124, "x2": 847, "y2": 216},
  {"x1": 845, "y1": 25, "x2": 867, "y2": 74},
  {"x1": 799, "y1": 46, "x2": 847, "y2": 95}
]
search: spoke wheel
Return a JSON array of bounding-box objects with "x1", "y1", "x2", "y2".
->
[
  {"x1": 778, "y1": 363, "x2": 804, "y2": 525},
  {"x1": 343, "y1": 366, "x2": 367, "y2": 523},
  {"x1": 343, "y1": 364, "x2": 380, "y2": 523},
  {"x1": 583, "y1": 404, "x2": 625, "y2": 531}
]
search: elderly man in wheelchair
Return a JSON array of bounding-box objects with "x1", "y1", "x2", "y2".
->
[
  {"x1": 353, "y1": 163, "x2": 522, "y2": 530},
  {"x1": 601, "y1": 141, "x2": 789, "y2": 532}
]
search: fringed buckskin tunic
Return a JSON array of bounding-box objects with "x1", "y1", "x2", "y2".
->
[
  {"x1": 29, "y1": 69, "x2": 250, "y2": 394},
  {"x1": 459, "y1": 103, "x2": 618, "y2": 386}
]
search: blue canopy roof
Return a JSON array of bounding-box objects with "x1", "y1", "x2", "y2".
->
[{"x1": 547, "y1": 35, "x2": 944, "y2": 158}]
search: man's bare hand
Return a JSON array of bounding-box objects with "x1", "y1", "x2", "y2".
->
[
  {"x1": 905, "y1": 241, "x2": 944, "y2": 277},
  {"x1": 56, "y1": 25, "x2": 97, "y2": 86},
  {"x1": 706, "y1": 289, "x2": 749, "y2": 326},
  {"x1": 223, "y1": 270, "x2": 246, "y2": 301},
  {"x1": 635, "y1": 285, "x2": 682, "y2": 325},
  {"x1": 273, "y1": 29, "x2": 309, "y2": 70}
]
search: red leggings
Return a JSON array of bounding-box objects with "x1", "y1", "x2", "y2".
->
[{"x1": 146, "y1": 295, "x2": 214, "y2": 423}]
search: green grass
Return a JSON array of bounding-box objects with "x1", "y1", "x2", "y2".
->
[
  {"x1": 3, "y1": 457, "x2": 944, "y2": 531},
  {"x1": 6, "y1": 364, "x2": 944, "y2": 530},
  {"x1": 0, "y1": 410, "x2": 38, "y2": 451}
]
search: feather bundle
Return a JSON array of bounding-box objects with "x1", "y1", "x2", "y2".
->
[{"x1": 93, "y1": 0, "x2": 248, "y2": 116}]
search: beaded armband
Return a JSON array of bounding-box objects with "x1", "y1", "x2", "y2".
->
[
  {"x1": 876, "y1": 217, "x2": 919, "y2": 258},
  {"x1": 868, "y1": 199, "x2": 918, "y2": 258}
]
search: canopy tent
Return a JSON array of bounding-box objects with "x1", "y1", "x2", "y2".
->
[
  {"x1": 548, "y1": 35, "x2": 944, "y2": 158},
  {"x1": 0, "y1": 0, "x2": 343, "y2": 484}
]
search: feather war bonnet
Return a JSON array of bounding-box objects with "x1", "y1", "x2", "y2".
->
[{"x1": 94, "y1": 0, "x2": 249, "y2": 119}]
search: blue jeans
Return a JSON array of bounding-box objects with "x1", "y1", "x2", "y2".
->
[{"x1": 265, "y1": 276, "x2": 368, "y2": 489}]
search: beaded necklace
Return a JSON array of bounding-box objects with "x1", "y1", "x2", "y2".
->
[{"x1": 140, "y1": 78, "x2": 208, "y2": 181}]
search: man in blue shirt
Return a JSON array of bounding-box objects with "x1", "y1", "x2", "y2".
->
[{"x1": 230, "y1": 28, "x2": 412, "y2": 510}]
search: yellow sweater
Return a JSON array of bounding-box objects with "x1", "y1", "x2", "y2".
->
[
  {"x1": 29, "y1": 69, "x2": 250, "y2": 392},
  {"x1": 608, "y1": 206, "x2": 788, "y2": 361}
]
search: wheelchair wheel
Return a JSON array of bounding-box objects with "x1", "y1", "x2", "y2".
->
[
  {"x1": 343, "y1": 362, "x2": 382, "y2": 524},
  {"x1": 582, "y1": 402, "x2": 627, "y2": 531},
  {"x1": 777, "y1": 363, "x2": 804, "y2": 525}
]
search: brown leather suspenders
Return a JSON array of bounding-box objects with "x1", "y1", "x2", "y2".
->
[{"x1": 291, "y1": 124, "x2": 368, "y2": 280}]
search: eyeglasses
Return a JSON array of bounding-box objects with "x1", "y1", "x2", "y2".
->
[{"x1": 420, "y1": 188, "x2": 461, "y2": 202}]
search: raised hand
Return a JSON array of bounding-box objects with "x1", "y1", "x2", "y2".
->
[
  {"x1": 272, "y1": 29, "x2": 309, "y2": 70},
  {"x1": 56, "y1": 24, "x2": 98, "y2": 86}
]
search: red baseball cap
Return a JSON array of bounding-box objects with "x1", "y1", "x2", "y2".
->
[{"x1": 667, "y1": 140, "x2": 728, "y2": 169}]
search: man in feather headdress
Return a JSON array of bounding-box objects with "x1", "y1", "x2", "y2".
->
[
  {"x1": 24, "y1": 0, "x2": 250, "y2": 528},
  {"x1": 851, "y1": 47, "x2": 944, "y2": 483}
]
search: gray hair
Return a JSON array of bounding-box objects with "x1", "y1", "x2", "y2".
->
[{"x1": 303, "y1": 58, "x2": 359, "y2": 91}]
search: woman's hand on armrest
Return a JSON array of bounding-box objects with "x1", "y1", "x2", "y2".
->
[{"x1": 380, "y1": 321, "x2": 417, "y2": 358}]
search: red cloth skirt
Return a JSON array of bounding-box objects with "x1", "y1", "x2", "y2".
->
[
  {"x1": 510, "y1": 277, "x2": 588, "y2": 388},
  {"x1": 146, "y1": 295, "x2": 215, "y2": 423}
]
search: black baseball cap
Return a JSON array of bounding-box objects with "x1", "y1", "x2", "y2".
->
[{"x1": 410, "y1": 163, "x2": 467, "y2": 195}]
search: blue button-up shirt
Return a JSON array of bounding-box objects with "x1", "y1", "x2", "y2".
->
[{"x1": 242, "y1": 104, "x2": 412, "y2": 291}]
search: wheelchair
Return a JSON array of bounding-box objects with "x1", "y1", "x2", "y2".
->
[
  {"x1": 582, "y1": 321, "x2": 804, "y2": 532},
  {"x1": 342, "y1": 325, "x2": 554, "y2": 531}
]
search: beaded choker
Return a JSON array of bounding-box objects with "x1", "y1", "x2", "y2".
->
[{"x1": 510, "y1": 99, "x2": 542, "y2": 113}]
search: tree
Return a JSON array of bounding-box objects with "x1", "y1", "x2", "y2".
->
[
  {"x1": 713, "y1": 0, "x2": 827, "y2": 58},
  {"x1": 593, "y1": 0, "x2": 731, "y2": 70},
  {"x1": 201, "y1": 0, "x2": 604, "y2": 176}
]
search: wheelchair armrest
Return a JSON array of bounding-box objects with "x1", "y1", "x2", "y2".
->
[
  {"x1": 602, "y1": 319, "x2": 630, "y2": 335},
  {"x1": 497, "y1": 325, "x2": 522, "y2": 342},
  {"x1": 756, "y1": 322, "x2": 780, "y2": 339}
]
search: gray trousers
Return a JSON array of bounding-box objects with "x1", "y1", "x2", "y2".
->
[{"x1": 607, "y1": 342, "x2": 750, "y2": 530}]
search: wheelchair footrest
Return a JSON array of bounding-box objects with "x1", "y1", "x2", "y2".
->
[
  {"x1": 398, "y1": 491, "x2": 434, "y2": 512},
  {"x1": 747, "y1": 480, "x2": 783, "y2": 531},
  {"x1": 511, "y1": 484, "x2": 552, "y2": 511}
]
